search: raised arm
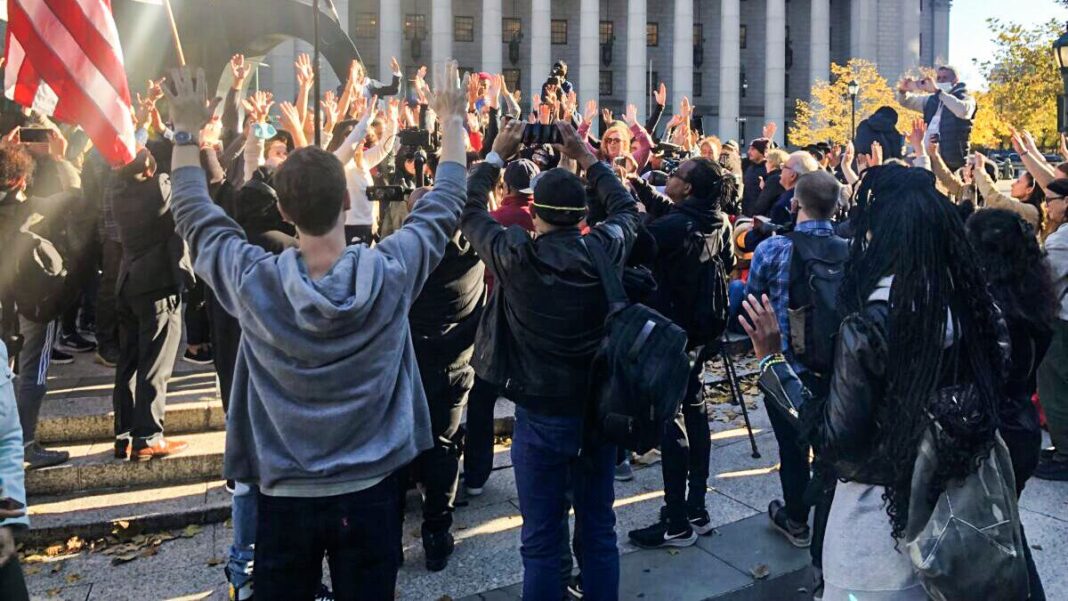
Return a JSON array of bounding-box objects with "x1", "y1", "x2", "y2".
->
[
  {"x1": 973, "y1": 153, "x2": 1040, "y2": 229},
  {"x1": 163, "y1": 67, "x2": 270, "y2": 317},
  {"x1": 332, "y1": 95, "x2": 377, "y2": 166}
]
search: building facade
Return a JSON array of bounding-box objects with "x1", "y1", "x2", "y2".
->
[{"x1": 262, "y1": 0, "x2": 951, "y2": 144}]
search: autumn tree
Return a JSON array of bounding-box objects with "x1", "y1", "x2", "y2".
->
[
  {"x1": 974, "y1": 18, "x2": 1062, "y2": 149},
  {"x1": 790, "y1": 59, "x2": 921, "y2": 147}
]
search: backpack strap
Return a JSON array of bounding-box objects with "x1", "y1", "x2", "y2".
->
[{"x1": 581, "y1": 237, "x2": 630, "y2": 317}]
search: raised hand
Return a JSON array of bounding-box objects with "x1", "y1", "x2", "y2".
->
[
  {"x1": 277, "y1": 101, "x2": 302, "y2": 132},
  {"x1": 487, "y1": 74, "x2": 503, "y2": 109},
  {"x1": 390, "y1": 56, "x2": 401, "y2": 74},
  {"x1": 843, "y1": 141, "x2": 855, "y2": 166},
  {"x1": 679, "y1": 96, "x2": 692, "y2": 121},
  {"x1": 624, "y1": 103, "x2": 638, "y2": 127},
  {"x1": 1008, "y1": 127, "x2": 1025, "y2": 155},
  {"x1": 466, "y1": 72, "x2": 481, "y2": 109},
  {"x1": 230, "y1": 54, "x2": 251, "y2": 89},
  {"x1": 583, "y1": 99, "x2": 598, "y2": 125},
  {"x1": 738, "y1": 294, "x2": 782, "y2": 360},
  {"x1": 554, "y1": 120, "x2": 597, "y2": 168},
  {"x1": 870, "y1": 140, "x2": 883, "y2": 166},
  {"x1": 146, "y1": 77, "x2": 166, "y2": 103},
  {"x1": 241, "y1": 90, "x2": 274, "y2": 124},
  {"x1": 427, "y1": 61, "x2": 467, "y2": 123},
  {"x1": 762, "y1": 120, "x2": 777, "y2": 140},
  {"x1": 563, "y1": 90, "x2": 578, "y2": 117},
  {"x1": 163, "y1": 66, "x2": 223, "y2": 134},
  {"x1": 295, "y1": 53, "x2": 314, "y2": 89},
  {"x1": 539, "y1": 104, "x2": 552, "y2": 125},
  {"x1": 907, "y1": 117, "x2": 927, "y2": 155},
  {"x1": 200, "y1": 116, "x2": 222, "y2": 149},
  {"x1": 653, "y1": 82, "x2": 667, "y2": 107},
  {"x1": 897, "y1": 77, "x2": 914, "y2": 93},
  {"x1": 492, "y1": 118, "x2": 524, "y2": 159},
  {"x1": 601, "y1": 108, "x2": 614, "y2": 124}
]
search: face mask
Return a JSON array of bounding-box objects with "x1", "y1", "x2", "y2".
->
[{"x1": 936, "y1": 82, "x2": 954, "y2": 94}]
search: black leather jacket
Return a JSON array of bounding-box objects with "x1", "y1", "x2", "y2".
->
[{"x1": 461, "y1": 161, "x2": 639, "y2": 416}]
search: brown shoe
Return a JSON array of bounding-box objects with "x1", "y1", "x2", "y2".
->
[{"x1": 131, "y1": 438, "x2": 189, "y2": 461}]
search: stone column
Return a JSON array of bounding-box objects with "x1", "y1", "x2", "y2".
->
[
  {"x1": 809, "y1": 0, "x2": 830, "y2": 91},
  {"x1": 431, "y1": 0, "x2": 453, "y2": 69},
  {"x1": 578, "y1": 0, "x2": 599, "y2": 104},
  {"x1": 378, "y1": 0, "x2": 402, "y2": 82},
  {"x1": 764, "y1": 0, "x2": 785, "y2": 145},
  {"x1": 672, "y1": 0, "x2": 694, "y2": 108},
  {"x1": 718, "y1": 0, "x2": 740, "y2": 141},
  {"x1": 901, "y1": 0, "x2": 921, "y2": 80},
  {"x1": 482, "y1": 0, "x2": 503, "y2": 76},
  {"x1": 850, "y1": 0, "x2": 876, "y2": 62},
  {"x1": 529, "y1": 0, "x2": 552, "y2": 102},
  {"x1": 932, "y1": 0, "x2": 951, "y2": 64},
  {"x1": 626, "y1": 0, "x2": 647, "y2": 123}
]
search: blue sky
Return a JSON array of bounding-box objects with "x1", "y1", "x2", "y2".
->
[{"x1": 949, "y1": 0, "x2": 1068, "y2": 88}]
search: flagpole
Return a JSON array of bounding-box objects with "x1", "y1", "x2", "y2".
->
[
  {"x1": 162, "y1": 0, "x2": 186, "y2": 67},
  {"x1": 313, "y1": 0, "x2": 322, "y2": 147}
]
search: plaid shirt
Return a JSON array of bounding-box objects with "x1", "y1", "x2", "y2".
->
[{"x1": 745, "y1": 219, "x2": 836, "y2": 371}]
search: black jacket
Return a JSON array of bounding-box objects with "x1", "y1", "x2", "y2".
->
[
  {"x1": 409, "y1": 228, "x2": 487, "y2": 364},
  {"x1": 741, "y1": 160, "x2": 767, "y2": 217},
  {"x1": 111, "y1": 172, "x2": 194, "y2": 298},
  {"x1": 751, "y1": 169, "x2": 785, "y2": 218},
  {"x1": 461, "y1": 161, "x2": 639, "y2": 415}
]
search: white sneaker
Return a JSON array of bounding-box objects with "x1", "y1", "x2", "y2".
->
[{"x1": 465, "y1": 486, "x2": 484, "y2": 497}]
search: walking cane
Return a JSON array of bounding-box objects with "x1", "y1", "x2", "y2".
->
[{"x1": 719, "y1": 338, "x2": 761, "y2": 458}]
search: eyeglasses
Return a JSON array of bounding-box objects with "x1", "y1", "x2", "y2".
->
[{"x1": 603, "y1": 137, "x2": 623, "y2": 145}]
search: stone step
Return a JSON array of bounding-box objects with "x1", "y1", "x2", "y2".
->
[
  {"x1": 27, "y1": 431, "x2": 226, "y2": 497},
  {"x1": 23, "y1": 481, "x2": 231, "y2": 547}
]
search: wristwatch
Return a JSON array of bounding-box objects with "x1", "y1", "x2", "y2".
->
[
  {"x1": 485, "y1": 151, "x2": 506, "y2": 169},
  {"x1": 173, "y1": 131, "x2": 199, "y2": 147}
]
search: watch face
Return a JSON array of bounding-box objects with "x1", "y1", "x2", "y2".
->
[{"x1": 174, "y1": 131, "x2": 194, "y2": 145}]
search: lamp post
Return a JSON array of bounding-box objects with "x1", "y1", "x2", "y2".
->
[
  {"x1": 847, "y1": 79, "x2": 859, "y2": 140},
  {"x1": 1053, "y1": 23, "x2": 1068, "y2": 133}
]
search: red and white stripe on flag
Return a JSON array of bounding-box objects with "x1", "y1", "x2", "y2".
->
[{"x1": 4, "y1": 0, "x2": 135, "y2": 166}]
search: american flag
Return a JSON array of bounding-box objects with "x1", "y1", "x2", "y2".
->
[{"x1": 4, "y1": 0, "x2": 135, "y2": 166}]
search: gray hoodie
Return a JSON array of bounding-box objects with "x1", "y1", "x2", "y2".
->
[{"x1": 169, "y1": 161, "x2": 467, "y2": 494}]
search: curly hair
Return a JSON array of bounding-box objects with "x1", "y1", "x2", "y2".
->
[
  {"x1": 840, "y1": 164, "x2": 1004, "y2": 542},
  {"x1": 0, "y1": 142, "x2": 35, "y2": 191},
  {"x1": 966, "y1": 209, "x2": 1056, "y2": 331}
]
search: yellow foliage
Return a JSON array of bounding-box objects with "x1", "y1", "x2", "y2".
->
[{"x1": 790, "y1": 60, "x2": 922, "y2": 147}]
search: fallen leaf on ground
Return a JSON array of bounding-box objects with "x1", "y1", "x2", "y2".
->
[
  {"x1": 1032, "y1": 544, "x2": 1043, "y2": 551},
  {"x1": 111, "y1": 551, "x2": 140, "y2": 565},
  {"x1": 750, "y1": 563, "x2": 770, "y2": 579},
  {"x1": 65, "y1": 573, "x2": 82, "y2": 584},
  {"x1": 180, "y1": 524, "x2": 203, "y2": 538},
  {"x1": 65, "y1": 537, "x2": 85, "y2": 553},
  {"x1": 207, "y1": 557, "x2": 225, "y2": 567}
]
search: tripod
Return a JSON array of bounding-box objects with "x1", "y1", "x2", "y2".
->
[{"x1": 715, "y1": 337, "x2": 760, "y2": 458}]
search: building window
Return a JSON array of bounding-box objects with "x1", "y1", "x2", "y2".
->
[
  {"x1": 694, "y1": 72, "x2": 702, "y2": 97},
  {"x1": 740, "y1": 25, "x2": 747, "y2": 49},
  {"x1": 354, "y1": 12, "x2": 377, "y2": 39},
  {"x1": 551, "y1": 19, "x2": 568, "y2": 45},
  {"x1": 600, "y1": 70, "x2": 613, "y2": 97},
  {"x1": 600, "y1": 21, "x2": 614, "y2": 44},
  {"x1": 454, "y1": 16, "x2": 474, "y2": 42},
  {"x1": 503, "y1": 17, "x2": 522, "y2": 41},
  {"x1": 647, "y1": 22, "x2": 659, "y2": 47},
  {"x1": 404, "y1": 14, "x2": 426, "y2": 40},
  {"x1": 694, "y1": 23, "x2": 703, "y2": 43},
  {"x1": 503, "y1": 68, "x2": 521, "y2": 93}
]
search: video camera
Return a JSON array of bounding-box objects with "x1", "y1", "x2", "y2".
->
[{"x1": 364, "y1": 185, "x2": 408, "y2": 203}]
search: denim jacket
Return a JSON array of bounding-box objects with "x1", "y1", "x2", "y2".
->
[{"x1": 0, "y1": 344, "x2": 28, "y2": 529}]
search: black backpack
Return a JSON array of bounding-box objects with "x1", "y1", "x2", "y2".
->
[
  {"x1": 671, "y1": 207, "x2": 730, "y2": 349},
  {"x1": 11, "y1": 229, "x2": 70, "y2": 324},
  {"x1": 786, "y1": 231, "x2": 850, "y2": 376},
  {"x1": 584, "y1": 237, "x2": 691, "y2": 454}
]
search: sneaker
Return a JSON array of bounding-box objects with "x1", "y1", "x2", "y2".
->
[
  {"x1": 812, "y1": 567, "x2": 825, "y2": 601},
  {"x1": 1040, "y1": 447, "x2": 1057, "y2": 461},
  {"x1": 628, "y1": 517, "x2": 697, "y2": 549},
  {"x1": 614, "y1": 458, "x2": 635, "y2": 482},
  {"x1": 422, "y1": 527, "x2": 455, "y2": 572},
  {"x1": 94, "y1": 349, "x2": 118, "y2": 368},
  {"x1": 50, "y1": 348, "x2": 74, "y2": 365},
  {"x1": 768, "y1": 500, "x2": 811, "y2": 548},
  {"x1": 567, "y1": 574, "x2": 584, "y2": 599},
  {"x1": 57, "y1": 332, "x2": 96, "y2": 353},
  {"x1": 24, "y1": 442, "x2": 70, "y2": 469},
  {"x1": 131, "y1": 438, "x2": 189, "y2": 461},
  {"x1": 183, "y1": 346, "x2": 214, "y2": 365},
  {"x1": 225, "y1": 571, "x2": 254, "y2": 601},
  {"x1": 1034, "y1": 456, "x2": 1068, "y2": 481},
  {"x1": 687, "y1": 507, "x2": 716, "y2": 535},
  {"x1": 314, "y1": 584, "x2": 335, "y2": 601},
  {"x1": 465, "y1": 486, "x2": 484, "y2": 497}
]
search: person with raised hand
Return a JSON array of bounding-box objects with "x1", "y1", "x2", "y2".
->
[{"x1": 162, "y1": 61, "x2": 469, "y2": 600}]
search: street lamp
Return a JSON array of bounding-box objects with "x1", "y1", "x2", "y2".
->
[
  {"x1": 1053, "y1": 23, "x2": 1068, "y2": 132},
  {"x1": 847, "y1": 79, "x2": 860, "y2": 140}
]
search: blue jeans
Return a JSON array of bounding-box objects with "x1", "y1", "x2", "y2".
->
[
  {"x1": 228, "y1": 482, "x2": 257, "y2": 594},
  {"x1": 512, "y1": 406, "x2": 619, "y2": 601}
]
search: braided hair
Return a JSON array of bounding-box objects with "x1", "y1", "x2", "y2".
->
[{"x1": 840, "y1": 164, "x2": 1004, "y2": 541}]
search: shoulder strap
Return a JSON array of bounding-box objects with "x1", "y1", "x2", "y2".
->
[{"x1": 581, "y1": 237, "x2": 630, "y2": 316}]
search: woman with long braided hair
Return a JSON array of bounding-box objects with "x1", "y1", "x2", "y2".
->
[{"x1": 816, "y1": 164, "x2": 1005, "y2": 599}]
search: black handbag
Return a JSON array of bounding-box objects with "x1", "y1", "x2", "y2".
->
[{"x1": 583, "y1": 237, "x2": 690, "y2": 454}]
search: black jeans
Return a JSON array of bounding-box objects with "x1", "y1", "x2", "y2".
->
[
  {"x1": 463, "y1": 376, "x2": 500, "y2": 490},
  {"x1": 1002, "y1": 424, "x2": 1046, "y2": 601},
  {"x1": 765, "y1": 381, "x2": 813, "y2": 525},
  {"x1": 113, "y1": 290, "x2": 183, "y2": 445},
  {"x1": 95, "y1": 238, "x2": 123, "y2": 355},
  {"x1": 207, "y1": 291, "x2": 241, "y2": 413},
  {"x1": 412, "y1": 346, "x2": 475, "y2": 533},
  {"x1": 661, "y1": 346, "x2": 713, "y2": 526},
  {"x1": 184, "y1": 280, "x2": 211, "y2": 347},
  {"x1": 254, "y1": 474, "x2": 403, "y2": 601},
  {"x1": 0, "y1": 556, "x2": 29, "y2": 601}
]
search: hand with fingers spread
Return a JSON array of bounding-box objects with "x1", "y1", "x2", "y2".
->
[
  {"x1": 295, "y1": 53, "x2": 314, "y2": 89},
  {"x1": 492, "y1": 119, "x2": 525, "y2": 160},
  {"x1": 321, "y1": 91, "x2": 339, "y2": 133},
  {"x1": 623, "y1": 104, "x2": 638, "y2": 127},
  {"x1": 907, "y1": 118, "x2": 927, "y2": 156},
  {"x1": 828, "y1": 144, "x2": 843, "y2": 168},
  {"x1": 146, "y1": 77, "x2": 167, "y2": 103},
  {"x1": 762, "y1": 121, "x2": 777, "y2": 141},
  {"x1": 390, "y1": 56, "x2": 401, "y2": 75},
  {"x1": 487, "y1": 74, "x2": 503, "y2": 109},
  {"x1": 242, "y1": 90, "x2": 273, "y2": 124},
  {"x1": 200, "y1": 116, "x2": 222, "y2": 150},
  {"x1": 869, "y1": 140, "x2": 883, "y2": 167},
  {"x1": 583, "y1": 99, "x2": 598, "y2": 126},
  {"x1": 230, "y1": 54, "x2": 251, "y2": 89},
  {"x1": 466, "y1": 73, "x2": 481, "y2": 110},
  {"x1": 738, "y1": 294, "x2": 782, "y2": 360},
  {"x1": 278, "y1": 102, "x2": 303, "y2": 135},
  {"x1": 164, "y1": 66, "x2": 224, "y2": 134},
  {"x1": 427, "y1": 61, "x2": 470, "y2": 166},
  {"x1": 653, "y1": 82, "x2": 667, "y2": 108},
  {"x1": 554, "y1": 120, "x2": 598, "y2": 170},
  {"x1": 601, "y1": 108, "x2": 614, "y2": 125}
]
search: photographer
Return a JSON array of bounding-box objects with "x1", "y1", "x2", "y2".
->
[
  {"x1": 897, "y1": 66, "x2": 977, "y2": 171},
  {"x1": 462, "y1": 119, "x2": 638, "y2": 599}
]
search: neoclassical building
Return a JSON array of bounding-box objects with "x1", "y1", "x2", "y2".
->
[{"x1": 263, "y1": 0, "x2": 951, "y2": 144}]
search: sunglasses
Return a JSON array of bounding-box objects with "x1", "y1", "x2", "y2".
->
[{"x1": 603, "y1": 137, "x2": 623, "y2": 145}]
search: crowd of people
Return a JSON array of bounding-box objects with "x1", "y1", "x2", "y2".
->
[{"x1": 0, "y1": 51, "x2": 1065, "y2": 601}]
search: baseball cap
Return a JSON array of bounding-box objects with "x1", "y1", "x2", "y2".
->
[{"x1": 504, "y1": 159, "x2": 540, "y2": 195}]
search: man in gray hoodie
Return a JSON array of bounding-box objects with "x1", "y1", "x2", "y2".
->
[{"x1": 161, "y1": 63, "x2": 469, "y2": 600}]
